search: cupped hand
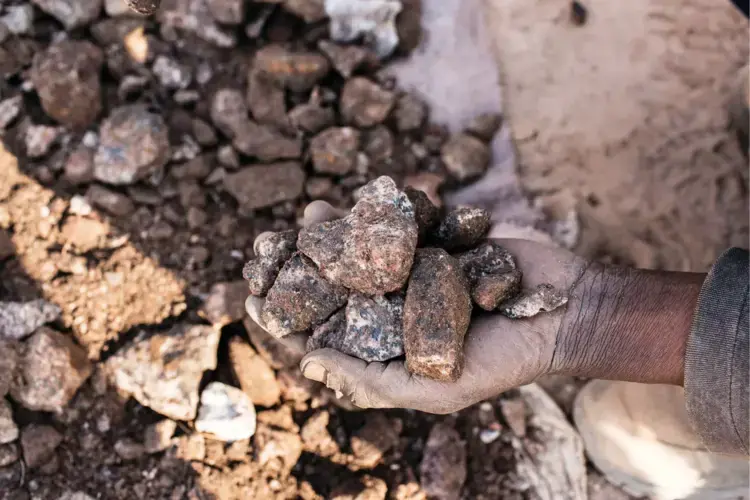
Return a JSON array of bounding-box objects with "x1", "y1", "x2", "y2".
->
[{"x1": 246, "y1": 201, "x2": 588, "y2": 414}]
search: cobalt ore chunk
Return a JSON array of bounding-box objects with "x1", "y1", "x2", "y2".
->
[
  {"x1": 307, "y1": 293, "x2": 405, "y2": 362},
  {"x1": 298, "y1": 176, "x2": 418, "y2": 296},
  {"x1": 403, "y1": 249, "x2": 472, "y2": 382},
  {"x1": 404, "y1": 186, "x2": 440, "y2": 241},
  {"x1": 261, "y1": 253, "x2": 348, "y2": 338},
  {"x1": 457, "y1": 241, "x2": 522, "y2": 310},
  {"x1": 500, "y1": 284, "x2": 569, "y2": 319},
  {"x1": 430, "y1": 207, "x2": 491, "y2": 251},
  {"x1": 243, "y1": 230, "x2": 297, "y2": 296}
]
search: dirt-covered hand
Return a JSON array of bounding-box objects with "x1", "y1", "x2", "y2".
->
[{"x1": 246, "y1": 201, "x2": 588, "y2": 414}]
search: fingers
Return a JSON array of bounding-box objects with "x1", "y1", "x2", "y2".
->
[
  {"x1": 245, "y1": 295, "x2": 266, "y2": 329},
  {"x1": 300, "y1": 349, "x2": 469, "y2": 413},
  {"x1": 303, "y1": 201, "x2": 346, "y2": 228},
  {"x1": 253, "y1": 231, "x2": 275, "y2": 254}
]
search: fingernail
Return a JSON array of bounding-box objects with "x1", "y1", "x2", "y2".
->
[{"x1": 302, "y1": 362, "x2": 327, "y2": 383}]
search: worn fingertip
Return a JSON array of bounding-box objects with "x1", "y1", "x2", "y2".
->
[
  {"x1": 252, "y1": 231, "x2": 274, "y2": 254},
  {"x1": 245, "y1": 295, "x2": 265, "y2": 325}
]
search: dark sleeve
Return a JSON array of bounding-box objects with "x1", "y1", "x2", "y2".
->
[{"x1": 685, "y1": 247, "x2": 749, "y2": 455}]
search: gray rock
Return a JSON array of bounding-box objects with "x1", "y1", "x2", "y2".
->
[
  {"x1": 500, "y1": 284, "x2": 568, "y2": 319},
  {"x1": 85, "y1": 185, "x2": 135, "y2": 217},
  {"x1": 199, "y1": 281, "x2": 250, "y2": 326},
  {"x1": 31, "y1": 40, "x2": 103, "y2": 128},
  {"x1": 307, "y1": 293, "x2": 405, "y2": 362},
  {"x1": 0, "y1": 399, "x2": 18, "y2": 444},
  {"x1": 0, "y1": 96, "x2": 22, "y2": 130},
  {"x1": 210, "y1": 88, "x2": 248, "y2": 138},
  {"x1": 247, "y1": 69, "x2": 289, "y2": 130},
  {"x1": 9, "y1": 327, "x2": 92, "y2": 412},
  {"x1": 441, "y1": 133, "x2": 490, "y2": 182},
  {"x1": 114, "y1": 438, "x2": 145, "y2": 460},
  {"x1": 243, "y1": 230, "x2": 297, "y2": 297},
  {"x1": 310, "y1": 127, "x2": 361, "y2": 175},
  {"x1": 94, "y1": 105, "x2": 170, "y2": 185},
  {"x1": 195, "y1": 382, "x2": 256, "y2": 442},
  {"x1": 157, "y1": 0, "x2": 236, "y2": 47},
  {"x1": 0, "y1": 443, "x2": 18, "y2": 467},
  {"x1": 25, "y1": 125, "x2": 60, "y2": 158},
  {"x1": 261, "y1": 253, "x2": 348, "y2": 338},
  {"x1": 224, "y1": 162, "x2": 305, "y2": 211},
  {"x1": 64, "y1": 144, "x2": 95, "y2": 185},
  {"x1": 206, "y1": 0, "x2": 244, "y2": 24},
  {"x1": 143, "y1": 419, "x2": 177, "y2": 454},
  {"x1": 457, "y1": 241, "x2": 522, "y2": 311},
  {"x1": 107, "y1": 325, "x2": 221, "y2": 420},
  {"x1": 430, "y1": 207, "x2": 491, "y2": 251},
  {"x1": 288, "y1": 102, "x2": 335, "y2": 135},
  {"x1": 326, "y1": 0, "x2": 402, "y2": 58},
  {"x1": 232, "y1": 121, "x2": 302, "y2": 161},
  {"x1": 31, "y1": 0, "x2": 102, "y2": 29},
  {"x1": 393, "y1": 93, "x2": 427, "y2": 132},
  {"x1": 20, "y1": 424, "x2": 62, "y2": 468},
  {"x1": 1, "y1": 5, "x2": 34, "y2": 35},
  {"x1": 0, "y1": 340, "x2": 18, "y2": 397},
  {"x1": 420, "y1": 423, "x2": 467, "y2": 500},
  {"x1": 104, "y1": 0, "x2": 131, "y2": 16},
  {"x1": 340, "y1": 77, "x2": 396, "y2": 128},
  {"x1": 152, "y1": 56, "x2": 192, "y2": 90},
  {"x1": 0, "y1": 300, "x2": 61, "y2": 341},
  {"x1": 298, "y1": 176, "x2": 418, "y2": 296},
  {"x1": 404, "y1": 186, "x2": 439, "y2": 242},
  {"x1": 318, "y1": 40, "x2": 376, "y2": 78}
]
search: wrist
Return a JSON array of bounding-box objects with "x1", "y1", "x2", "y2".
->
[{"x1": 550, "y1": 261, "x2": 704, "y2": 385}]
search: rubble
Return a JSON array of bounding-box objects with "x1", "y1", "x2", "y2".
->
[
  {"x1": 93, "y1": 105, "x2": 171, "y2": 185},
  {"x1": 143, "y1": 419, "x2": 177, "y2": 454},
  {"x1": 125, "y1": 0, "x2": 160, "y2": 15},
  {"x1": 242, "y1": 230, "x2": 297, "y2": 297},
  {"x1": 340, "y1": 78, "x2": 397, "y2": 127},
  {"x1": 0, "y1": 340, "x2": 18, "y2": 397},
  {"x1": 289, "y1": 102, "x2": 336, "y2": 135},
  {"x1": 318, "y1": 40, "x2": 377, "y2": 78},
  {"x1": 331, "y1": 475, "x2": 388, "y2": 500},
  {"x1": 224, "y1": 162, "x2": 305, "y2": 211},
  {"x1": 25, "y1": 125, "x2": 60, "y2": 158},
  {"x1": 114, "y1": 438, "x2": 145, "y2": 461},
  {"x1": 85, "y1": 185, "x2": 135, "y2": 217},
  {"x1": 403, "y1": 249, "x2": 471, "y2": 382},
  {"x1": 350, "y1": 413, "x2": 402, "y2": 469},
  {"x1": 420, "y1": 423, "x2": 467, "y2": 500},
  {"x1": 243, "y1": 317, "x2": 303, "y2": 370},
  {"x1": 261, "y1": 253, "x2": 348, "y2": 338},
  {"x1": 254, "y1": 425, "x2": 303, "y2": 473},
  {"x1": 466, "y1": 112, "x2": 503, "y2": 143},
  {"x1": 20, "y1": 424, "x2": 63, "y2": 468},
  {"x1": 307, "y1": 293, "x2": 405, "y2": 362},
  {"x1": 298, "y1": 176, "x2": 418, "y2": 295},
  {"x1": 9, "y1": 327, "x2": 92, "y2": 412},
  {"x1": 325, "y1": 0, "x2": 403, "y2": 58},
  {"x1": 31, "y1": 40, "x2": 103, "y2": 129},
  {"x1": 228, "y1": 337, "x2": 281, "y2": 407},
  {"x1": 310, "y1": 127, "x2": 361, "y2": 175},
  {"x1": 458, "y1": 242, "x2": 522, "y2": 311},
  {"x1": 404, "y1": 186, "x2": 439, "y2": 241},
  {"x1": 195, "y1": 382, "x2": 257, "y2": 442},
  {"x1": 30, "y1": 0, "x2": 102, "y2": 30},
  {"x1": 0, "y1": 443, "x2": 18, "y2": 467},
  {"x1": 441, "y1": 134, "x2": 491, "y2": 182},
  {"x1": 157, "y1": 0, "x2": 236, "y2": 48},
  {"x1": 0, "y1": 300, "x2": 61, "y2": 341},
  {"x1": 0, "y1": 399, "x2": 18, "y2": 444},
  {"x1": 430, "y1": 207, "x2": 491, "y2": 251},
  {"x1": 254, "y1": 45, "x2": 331, "y2": 92},
  {"x1": 0, "y1": 96, "x2": 22, "y2": 130},
  {"x1": 199, "y1": 281, "x2": 250, "y2": 325},
  {"x1": 300, "y1": 410, "x2": 339, "y2": 457},
  {"x1": 393, "y1": 93, "x2": 427, "y2": 132},
  {"x1": 501, "y1": 284, "x2": 569, "y2": 319},
  {"x1": 106, "y1": 324, "x2": 220, "y2": 421}
]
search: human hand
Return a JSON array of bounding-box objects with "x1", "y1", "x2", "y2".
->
[{"x1": 246, "y1": 200, "x2": 590, "y2": 413}]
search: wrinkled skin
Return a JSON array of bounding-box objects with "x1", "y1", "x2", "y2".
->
[{"x1": 246, "y1": 200, "x2": 588, "y2": 414}]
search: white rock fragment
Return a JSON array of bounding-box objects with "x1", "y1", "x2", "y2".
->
[
  {"x1": 325, "y1": 0, "x2": 402, "y2": 58},
  {"x1": 195, "y1": 382, "x2": 256, "y2": 442},
  {"x1": 106, "y1": 325, "x2": 220, "y2": 421},
  {"x1": 1, "y1": 5, "x2": 34, "y2": 35},
  {"x1": 0, "y1": 300, "x2": 61, "y2": 341},
  {"x1": 0, "y1": 399, "x2": 18, "y2": 444}
]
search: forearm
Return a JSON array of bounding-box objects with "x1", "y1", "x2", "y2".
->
[{"x1": 551, "y1": 262, "x2": 705, "y2": 385}]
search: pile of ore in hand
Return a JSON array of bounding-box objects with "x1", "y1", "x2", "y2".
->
[{"x1": 244, "y1": 176, "x2": 568, "y2": 382}]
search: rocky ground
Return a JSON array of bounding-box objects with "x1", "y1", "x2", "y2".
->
[{"x1": 0, "y1": 1, "x2": 600, "y2": 499}]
